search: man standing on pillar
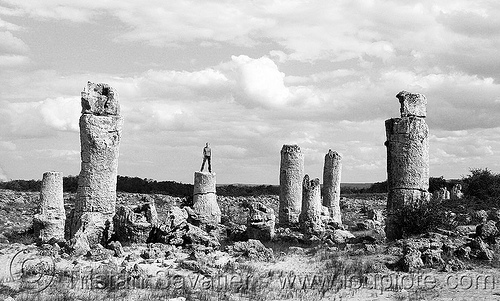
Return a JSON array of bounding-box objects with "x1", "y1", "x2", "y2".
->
[{"x1": 201, "y1": 142, "x2": 212, "y2": 172}]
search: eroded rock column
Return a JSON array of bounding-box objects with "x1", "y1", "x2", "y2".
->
[
  {"x1": 71, "y1": 82, "x2": 123, "y2": 249},
  {"x1": 279, "y1": 145, "x2": 304, "y2": 226},
  {"x1": 299, "y1": 175, "x2": 324, "y2": 234},
  {"x1": 193, "y1": 171, "x2": 221, "y2": 225},
  {"x1": 33, "y1": 171, "x2": 65, "y2": 242},
  {"x1": 385, "y1": 91, "x2": 429, "y2": 240},
  {"x1": 323, "y1": 149, "x2": 342, "y2": 224}
]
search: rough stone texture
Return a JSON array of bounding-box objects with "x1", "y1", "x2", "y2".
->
[
  {"x1": 246, "y1": 202, "x2": 275, "y2": 241},
  {"x1": 451, "y1": 184, "x2": 463, "y2": 200},
  {"x1": 113, "y1": 196, "x2": 158, "y2": 243},
  {"x1": 279, "y1": 144, "x2": 304, "y2": 226},
  {"x1": 299, "y1": 175, "x2": 324, "y2": 234},
  {"x1": 385, "y1": 91, "x2": 430, "y2": 240},
  {"x1": 33, "y1": 171, "x2": 66, "y2": 242},
  {"x1": 476, "y1": 220, "x2": 498, "y2": 243},
  {"x1": 227, "y1": 239, "x2": 274, "y2": 261},
  {"x1": 397, "y1": 90, "x2": 427, "y2": 118},
  {"x1": 193, "y1": 172, "x2": 221, "y2": 225},
  {"x1": 385, "y1": 117, "x2": 429, "y2": 191},
  {"x1": 71, "y1": 82, "x2": 123, "y2": 247},
  {"x1": 323, "y1": 149, "x2": 342, "y2": 223}
]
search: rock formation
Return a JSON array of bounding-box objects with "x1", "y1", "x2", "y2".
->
[
  {"x1": 70, "y1": 82, "x2": 123, "y2": 249},
  {"x1": 323, "y1": 149, "x2": 342, "y2": 223},
  {"x1": 193, "y1": 171, "x2": 221, "y2": 225},
  {"x1": 114, "y1": 196, "x2": 158, "y2": 243},
  {"x1": 246, "y1": 202, "x2": 276, "y2": 241},
  {"x1": 33, "y1": 171, "x2": 65, "y2": 242},
  {"x1": 385, "y1": 91, "x2": 429, "y2": 240},
  {"x1": 451, "y1": 184, "x2": 464, "y2": 200},
  {"x1": 434, "y1": 187, "x2": 450, "y2": 200},
  {"x1": 279, "y1": 144, "x2": 304, "y2": 226},
  {"x1": 299, "y1": 175, "x2": 324, "y2": 234}
]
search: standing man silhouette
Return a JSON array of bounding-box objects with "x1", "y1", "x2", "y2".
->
[{"x1": 200, "y1": 142, "x2": 212, "y2": 172}]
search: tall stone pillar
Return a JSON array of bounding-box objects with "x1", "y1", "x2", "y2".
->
[
  {"x1": 193, "y1": 171, "x2": 221, "y2": 225},
  {"x1": 385, "y1": 91, "x2": 429, "y2": 240},
  {"x1": 299, "y1": 175, "x2": 324, "y2": 234},
  {"x1": 279, "y1": 145, "x2": 304, "y2": 226},
  {"x1": 33, "y1": 171, "x2": 65, "y2": 242},
  {"x1": 323, "y1": 149, "x2": 342, "y2": 224},
  {"x1": 71, "y1": 82, "x2": 123, "y2": 248}
]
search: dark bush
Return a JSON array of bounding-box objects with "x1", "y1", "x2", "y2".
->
[
  {"x1": 462, "y1": 168, "x2": 500, "y2": 202},
  {"x1": 391, "y1": 199, "x2": 448, "y2": 237}
]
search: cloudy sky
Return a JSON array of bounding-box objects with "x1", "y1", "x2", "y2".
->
[{"x1": 1, "y1": 0, "x2": 500, "y2": 184}]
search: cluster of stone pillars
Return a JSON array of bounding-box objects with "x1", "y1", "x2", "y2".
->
[
  {"x1": 385, "y1": 91, "x2": 430, "y2": 240},
  {"x1": 279, "y1": 145, "x2": 342, "y2": 232}
]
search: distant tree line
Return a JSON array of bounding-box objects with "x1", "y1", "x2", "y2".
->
[{"x1": 1, "y1": 169, "x2": 498, "y2": 200}]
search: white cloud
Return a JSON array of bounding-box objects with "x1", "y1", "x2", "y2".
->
[{"x1": 39, "y1": 97, "x2": 80, "y2": 132}]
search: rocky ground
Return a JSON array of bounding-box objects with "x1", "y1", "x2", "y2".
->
[{"x1": 1, "y1": 189, "x2": 500, "y2": 301}]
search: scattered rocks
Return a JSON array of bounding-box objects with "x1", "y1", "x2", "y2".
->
[
  {"x1": 86, "y1": 244, "x2": 113, "y2": 261},
  {"x1": 108, "y1": 241, "x2": 124, "y2": 257},
  {"x1": 331, "y1": 229, "x2": 355, "y2": 244},
  {"x1": 476, "y1": 220, "x2": 498, "y2": 243},
  {"x1": 227, "y1": 239, "x2": 273, "y2": 261},
  {"x1": 114, "y1": 196, "x2": 158, "y2": 243}
]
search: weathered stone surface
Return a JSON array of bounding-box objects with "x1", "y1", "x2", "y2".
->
[
  {"x1": 385, "y1": 91, "x2": 429, "y2": 241},
  {"x1": 246, "y1": 202, "x2": 275, "y2": 241},
  {"x1": 451, "y1": 184, "x2": 463, "y2": 200},
  {"x1": 71, "y1": 82, "x2": 123, "y2": 247},
  {"x1": 80, "y1": 81, "x2": 120, "y2": 116},
  {"x1": 33, "y1": 171, "x2": 65, "y2": 242},
  {"x1": 299, "y1": 175, "x2": 324, "y2": 234},
  {"x1": 193, "y1": 172, "x2": 221, "y2": 225},
  {"x1": 108, "y1": 241, "x2": 124, "y2": 257},
  {"x1": 279, "y1": 144, "x2": 304, "y2": 226},
  {"x1": 476, "y1": 220, "x2": 498, "y2": 243},
  {"x1": 113, "y1": 196, "x2": 158, "y2": 243},
  {"x1": 331, "y1": 229, "x2": 355, "y2": 244},
  {"x1": 397, "y1": 90, "x2": 427, "y2": 118},
  {"x1": 385, "y1": 117, "x2": 429, "y2": 190},
  {"x1": 323, "y1": 149, "x2": 342, "y2": 223},
  {"x1": 227, "y1": 239, "x2": 274, "y2": 261}
]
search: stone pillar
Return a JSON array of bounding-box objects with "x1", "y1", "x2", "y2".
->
[
  {"x1": 71, "y1": 82, "x2": 123, "y2": 248},
  {"x1": 299, "y1": 175, "x2": 324, "y2": 234},
  {"x1": 279, "y1": 144, "x2": 304, "y2": 226},
  {"x1": 323, "y1": 149, "x2": 342, "y2": 224},
  {"x1": 33, "y1": 171, "x2": 65, "y2": 242},
  {"x1": 451, "y1": 184, "x2": 463, "y2": 200},
  {"x1": 193, "y1": 171, "x2": 221, "y2": 225},
  {"x1": 385, "y1": 91, "x2": 429, "y2": 240}
]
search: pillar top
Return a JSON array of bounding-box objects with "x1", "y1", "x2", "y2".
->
[
  {"x1": 81, "y1": 81, "x2": 120, "y2": 116},
  {"x1": 325, "y1": 149, "x2": 341, "y2": 159},
  {"x1": 396, "y1": 90, "x2": 426, "y2": 118},
  {"x1": 281, "y1": 144, "x2": 301, "y2": 153}
]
